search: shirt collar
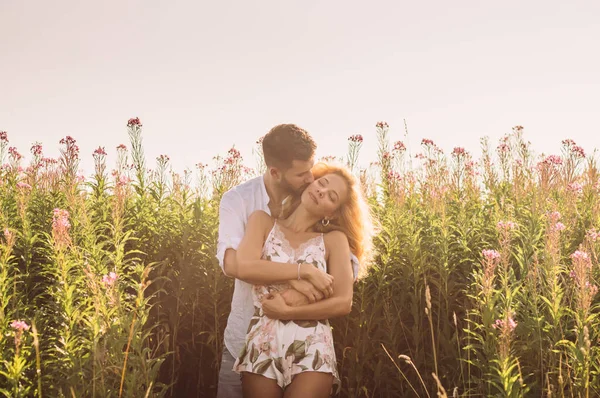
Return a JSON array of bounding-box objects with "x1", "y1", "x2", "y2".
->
[{"x1": 260, "y1": 175, "x2": 271, "y2": 215}]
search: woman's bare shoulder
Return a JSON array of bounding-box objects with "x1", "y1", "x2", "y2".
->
[
  {"x1": 248, "y1": 210, "x2": 275, "y2": 232},
  {"x1": 323, "y1": 230, "x2": 349, "y2": 248}
]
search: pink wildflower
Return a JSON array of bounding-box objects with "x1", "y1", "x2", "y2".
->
[
  {"x1": 586, "y1": 228, "x2": 598, "y2": 242},
  {"x1": 30, "y1": 143, "x2": 43, "y2": 156},
  {"x1": 375, "y1": 121, "x2": 389, "y2": 129},
  {"x1": 127, "y1": 117, "x2": 142, "y2": 127},
  {"x1": 567, "y1": 182, "x2": 583, "y2": 195},
  {"x1": 42, "y1": 158, "x2": 58, "y2": 166},
  {"x1": 59, "y1": 136, "x2": 76, "y2": 146},
  {"x1": 497, "y1": 221, "x2": 516, "y2": 231},
  {"x1": 388, "y1": 171, "x2": 402, "y2": 181},
  {"x1": 497, "y1": 143, "x2": 510, "y2": 153},
  {"x1": 349, "y1": 134, "x2": 364, "y2": 143},
  {"x1": 571, "y1": 145, "x2": 585, "y2": 158},
  {"x1": 553, "y1": 222, "x2": 566, "y2": 232},
  {"x1": 8, "y1": 147, "x2": 22, "y2": 160},
  {"x1": 569, "y1": 270, "x2": 576, "y2": 278},
  {"x1": 492, "y1": 317, "x2": 517, "y2": 332},
  {"x1": 482, "y1": 249, "x2": 501, "y2": 261},
  {"x1": 10, "y1": 320, "x2": 30, "y2": 331},
  {"x1": 227, "y1": 147, "x2": 241, "y2": 159},
  {"x1": 117, "y1": 144, "x2": 127, "y2": 150},
  {"x1": 544, "y1": 155, "x2": 563, "y2": 166},
  {"x1": 0, "y1": 131, "x2": 7, "y2": 143},
  {"x1": 52, "y1": 208, "x2": 71, "y2": 248},
  {"x1": 571, "y1": 250, "x2": 589, "y2": 262},
  {"x1": 548, "y1": 211, "x2": 561, "y2": 222},
  {"x1": 421, "y1": 138, "x2": 435, "y2": 147},
  {"x1": 102, "y1": 272, "x2": 118, "y2": 287},
  {"x1": 118, "y1": 174, "x2": 130, "y2": 186},
  {"x1": 452, "y1": 147, "x2": 466, "y2": 157},
  {"x1": 393, "y1": 141, "x2": 406, "y2": 152},
  {"x1": 94, "y1": 146, "x2": 107, "y2": 156},
  {"x1": 320, "y1": 155, "x2": 336, "y2": 163},
  {"x1": 16, "y1": 181, "x2": 32, "y2": 190}
]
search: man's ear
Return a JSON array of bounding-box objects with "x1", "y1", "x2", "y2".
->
[{"x1": 269, "y1": 166, "x2": 281, "y2": 180}]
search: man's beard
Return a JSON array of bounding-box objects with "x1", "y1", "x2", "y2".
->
[{"x1": 280, "y1": 177, "x2": 308, "y2": 196}]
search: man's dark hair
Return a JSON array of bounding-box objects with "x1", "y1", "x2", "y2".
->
[{"x1": 262, "y1": 124, "x2": 316, "y2": 170}]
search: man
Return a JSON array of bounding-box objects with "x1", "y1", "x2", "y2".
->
[{"x1": 215, "y1": 124, "x2": 357, "y2": 397}]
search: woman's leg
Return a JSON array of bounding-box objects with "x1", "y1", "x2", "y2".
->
[
  {"x1": 283, "y1": 372, "x2": 334, "y2": 398},
  {"x1": 241, "y1": 372, "x2": 283, "y2": 398}
]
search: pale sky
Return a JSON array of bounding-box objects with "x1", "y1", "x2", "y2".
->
[{"x1": 2, "y1": 0, "x2": 599, "y2": 175}]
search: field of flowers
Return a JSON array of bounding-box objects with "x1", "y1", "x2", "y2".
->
[{"x1": 1, "y1": 119, "x2": 598, "y2": 397}]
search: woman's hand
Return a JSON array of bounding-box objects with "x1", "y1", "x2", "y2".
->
[
  {"x1": 288, "y1": 279, "x2": 327, "y2": 303},
  {"x1": 299, "y1": 264, "x2": 334, "y2": 298},
  {"x1": 261, "y1": 293, "x2": 290, "y2": 320}
]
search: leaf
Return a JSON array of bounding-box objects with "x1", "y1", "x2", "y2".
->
[
  {"x1": 294, "y1": 320, "x2": 318, "y2": 328},
  {"x1": 253, "y1": 358, "x2": 273, "y2": 374},
  {"x1": 238, "y1": 344, "x2": 248, "y2": 364},
  {"x1": 274, "y1": 357, "x2": 284, "y2": 374},
  {"x1": 247, "y1": 317, "x2": 259, "y2": 333},
  {"x1": 312, "y1": 349, "x2": 323, "y2": 370},
  {"x1": 285, "y1": 340, "x2": 307, "y2": 361},
  {"x1": 250, "y1": 344, "x2": 260, "y2": 363}
]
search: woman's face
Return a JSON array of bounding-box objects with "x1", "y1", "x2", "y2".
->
[{"x1": 301, "y1": 173, "x2": 349, "y2": 219}]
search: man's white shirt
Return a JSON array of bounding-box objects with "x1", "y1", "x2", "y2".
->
[{"x1": 216, "y1": 175, "x2": 359, "y2": 358}]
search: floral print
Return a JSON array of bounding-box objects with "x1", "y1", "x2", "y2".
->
[{"x1": 233, "y1": 222, "x2": 340, "y2": 391}]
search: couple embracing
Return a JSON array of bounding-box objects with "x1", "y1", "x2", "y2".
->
[{"x1": 216, "y1": 124, "x2": 373, "y2": 397}]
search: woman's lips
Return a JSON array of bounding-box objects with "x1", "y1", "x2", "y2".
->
[{"x1": 309, "y1": 191, "x2": 318, "y2": 205}]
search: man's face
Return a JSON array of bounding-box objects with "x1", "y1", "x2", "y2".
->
[{"x1": 279, "y1": 158, "x2": 315, "y2": 194}]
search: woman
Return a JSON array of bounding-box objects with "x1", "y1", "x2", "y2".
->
[{"x1": 233, "y1": 162, "x2": 373, "y2": 397}]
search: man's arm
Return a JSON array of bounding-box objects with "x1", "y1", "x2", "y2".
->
[
  {"x1": 216, "y1": 196, "x2": 301, "y2": 284},
  {"x1": 216, "y1": 190, "x2": 246, "y2": 278}
]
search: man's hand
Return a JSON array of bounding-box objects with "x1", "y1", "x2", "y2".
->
[
  {"x1": 280, "y1": 289, "x2": 310, "y2": 307},
  {"x1": 261, "y1": 293, "x2": 290, "y2": 320},
  {"x1": 288, "y1": 279, "x2": 326, "y2": 303}
]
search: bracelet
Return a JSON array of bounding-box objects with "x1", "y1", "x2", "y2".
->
[{"x1": 297, "y1": 263, "x2": 302, "y2": 280}]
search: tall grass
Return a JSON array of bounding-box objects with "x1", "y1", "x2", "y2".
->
[{"x1": 0, "y1": 122, "x2": 598, "y2": 397}]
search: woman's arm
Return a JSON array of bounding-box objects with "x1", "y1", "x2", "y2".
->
[
  {"x1": 235, "y1": 211, "x2": 334, "y2": 294},
  {"x1": 262, "y1": 231, "x2": 353, "y2": 320}
]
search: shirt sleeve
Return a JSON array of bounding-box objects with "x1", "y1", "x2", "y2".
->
[
  {"x1": 351, "y1": 253, "x2": 359, "y2": 281},
  {"x1": 216, "y1": 190, "x2": 246, "y2": 271}
]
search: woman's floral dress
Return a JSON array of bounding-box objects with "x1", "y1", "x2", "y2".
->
[{"x1": 233, "y1": 221, "x2": 340, "y2": 390}]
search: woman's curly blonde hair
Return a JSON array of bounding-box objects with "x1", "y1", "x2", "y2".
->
[{"x1": 281, "y1": 162, "x2": 375, "y2": 279}]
